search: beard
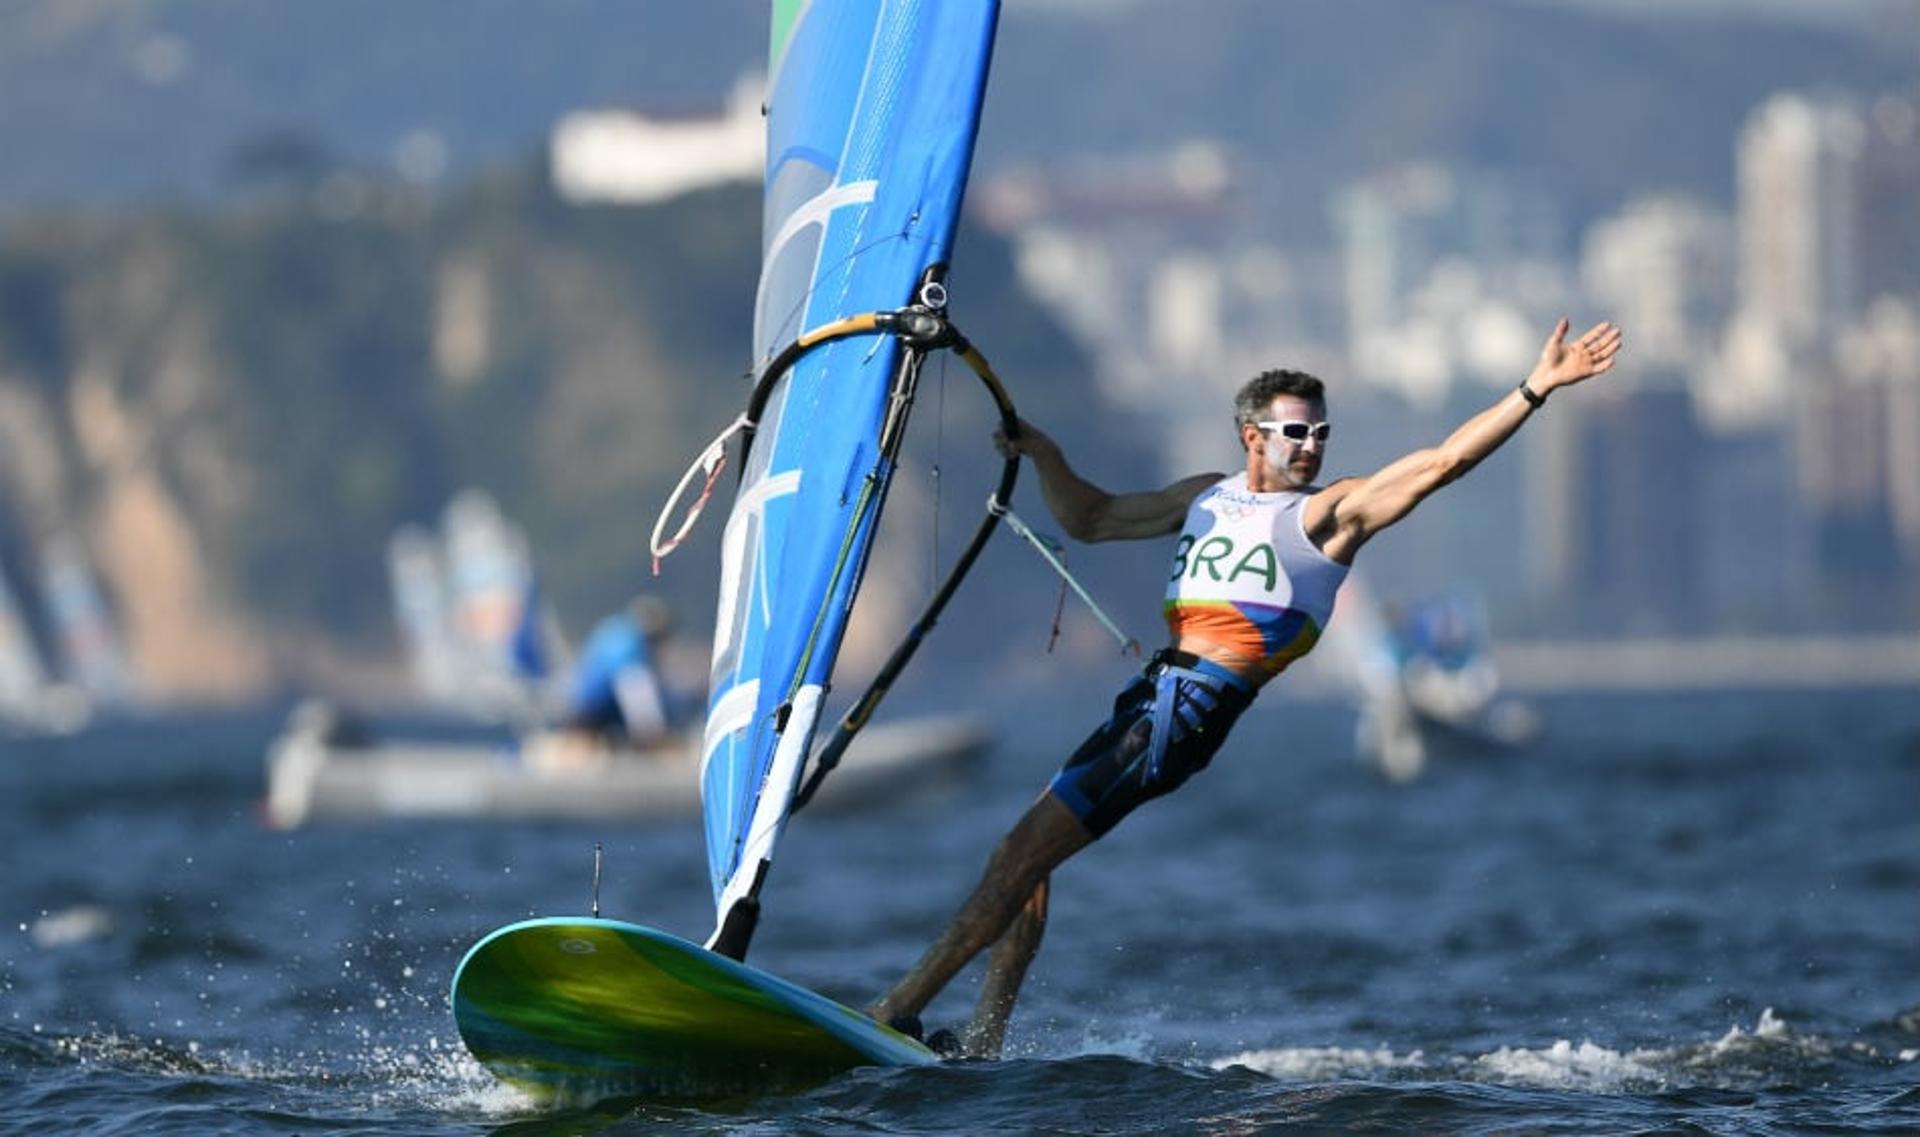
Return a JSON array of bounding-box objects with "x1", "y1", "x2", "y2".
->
[{"x1": 1263, "y1": 437, "x2": 1319, "y2": 488}]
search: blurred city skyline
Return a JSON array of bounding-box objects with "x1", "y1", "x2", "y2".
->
[{"x1": 957, "y1": 83, "x2": 1919, "y2": 642}]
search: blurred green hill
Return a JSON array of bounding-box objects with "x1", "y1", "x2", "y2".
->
[{"x1": 0, "y1": 165, "x2": 1147, "y2": 702}]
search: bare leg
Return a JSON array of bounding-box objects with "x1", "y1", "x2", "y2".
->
[
  {"x1": 960, "y1": 877, "x2": 1048, "y2": 1058},
  {"x1": 869, "y1": 793, "x2": 1090, "y2": 1025}
]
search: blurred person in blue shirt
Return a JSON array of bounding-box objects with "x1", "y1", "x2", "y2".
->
[{"x1": 560, "y1": 595, "x2": 677, "y2": 747}]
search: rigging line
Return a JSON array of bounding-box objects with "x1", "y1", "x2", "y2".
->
[
  {"x1": 930, "y1": 349, "x2": 948, "y2": 593},
  {"x1": 654, "y1": 299, "x2": 975, "y2": 826},
  {"x1": 718, "y1": 286, "x2": 957, "y2": 965},
  {"x1": 651, "y1": 311, "x2": 893, "y2": 573},
  {"x1": 781, "y1": 471, "x2": 883, "y2": 707},
  {"x1": 651, "y1": 308, "x2": 935, "y2": 577},
  {"x1": 759, "y1": 230, "x2": 913, "y2": 370},
  {"x1": 992, "y1": 502, "x2": 1142, "y2": 658},
  {"x1": 649, "y1": 414, "x2": 750, "y2": 573},
  {"x1": 771, "y1": 305, "x2": 940, "y2": 715},
  {"x1": 795, "y1": 317, "x2": 1018, "y2": 813},
  {"x1": 739, "y1": 310, "x2": 891, "y2": 464},
  {"x1": 1047, "y1": 574, "x2": 1069, "y2": 654}
]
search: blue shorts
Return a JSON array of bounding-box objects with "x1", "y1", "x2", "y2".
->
[{"x1": 1049, "y1": 651, "x2": 1255, "y2": 838}]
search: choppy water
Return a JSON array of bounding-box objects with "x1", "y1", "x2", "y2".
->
[{"x1": 3, "y1": 686, "x2": 1917, "y2": 1134}]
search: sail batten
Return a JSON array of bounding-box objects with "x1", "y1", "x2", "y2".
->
[{"x1": 702, "y1": 0, "x2": 1002, "y2": 953}]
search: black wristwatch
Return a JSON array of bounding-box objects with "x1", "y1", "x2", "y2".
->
[{"x1": 1517, "y1": 381, "x2": 1546, "y2": 409}]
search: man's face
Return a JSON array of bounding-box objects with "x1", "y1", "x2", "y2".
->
[{"x1": 1253, "y1": 394, "x2": 1328, "y2": 489}]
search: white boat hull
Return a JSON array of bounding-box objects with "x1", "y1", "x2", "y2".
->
[{"x1": 263, "y1": 710, "x2": 989, "y2": 829}]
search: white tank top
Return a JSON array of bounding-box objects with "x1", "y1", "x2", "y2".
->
[{"x1": 1163, "y1": 473, "x2": 1349, "y2": 676}]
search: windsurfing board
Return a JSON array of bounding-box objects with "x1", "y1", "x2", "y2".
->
[{"x1": 451, "y1": 917, "x2": 934, "y2": 1101}]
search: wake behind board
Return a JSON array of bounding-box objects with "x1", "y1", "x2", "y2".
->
[{"x1": 452, "y1": 917, "x2": 934, "y2": 1101}]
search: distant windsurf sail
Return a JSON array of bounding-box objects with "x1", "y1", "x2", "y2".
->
[
  {"x1": 387, "y1": 525, "x2": 463, "y2": 704},
  {"x1": 39, "y1": 536, "x2": 131, "y2": 706},
  {"x1": 702, "y1": 0, "x2": 1002, "y2": 957},
  {"x1": 0, "y1": 562, "x2": 49, "y2": 715}
]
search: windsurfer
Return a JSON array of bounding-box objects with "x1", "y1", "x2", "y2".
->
[
  {"x1": 869, "y1": 318, "x2": 1623, "y2": 1056},
  {"x1": 546, "y1": 595, "x2": 678, "y2": 761}
]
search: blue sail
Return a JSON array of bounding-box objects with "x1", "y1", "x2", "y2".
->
[{"x1": 701, "y1": 0, "x2": 1001, "y2": 946}]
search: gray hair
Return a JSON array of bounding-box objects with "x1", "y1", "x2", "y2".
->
[{"x1": 1233, "y1": 369, "x2": 1326, "y2": 427}]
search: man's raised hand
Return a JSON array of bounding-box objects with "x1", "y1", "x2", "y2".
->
[{"x1": 1531, "y1": 319, "x2": 1623, "y2": 394}]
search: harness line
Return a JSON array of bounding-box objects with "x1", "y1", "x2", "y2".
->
[{"x1": 991, "y1": 503, "x2": 1142, "y2": 658}]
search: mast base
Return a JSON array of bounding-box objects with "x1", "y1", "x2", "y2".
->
[{"x1": 709, "y1": 895, "x2": 761, "y2": 961}]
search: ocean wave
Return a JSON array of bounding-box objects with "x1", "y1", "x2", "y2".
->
[
  {"x1": 13, "y1": 1021, "x2": 537, "y2": 1121},
  {"x1": 1210, "y1": 1008, "x2": 1917, "y2": 1092}
]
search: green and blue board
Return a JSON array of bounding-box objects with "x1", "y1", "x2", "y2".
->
[{"x1": 452, "y1": 918, "x2": 933, "y2": 1101}]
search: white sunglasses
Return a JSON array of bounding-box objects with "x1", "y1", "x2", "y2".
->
[{"x1": 1257, "y1": 419, "x2": 1331, "y2": 443}]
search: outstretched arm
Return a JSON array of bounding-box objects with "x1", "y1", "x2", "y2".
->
[
  {"x1": 995, "y1": 419, "x2": 1219, "y2": 543},
  {"x1": 1307, "y1": 318, "x2": 1623, "y2": 563}
]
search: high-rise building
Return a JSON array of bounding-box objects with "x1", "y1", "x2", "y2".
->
[
  {"x1": 1524, "y1": 373, "x2": 1706, "y2": 635},
  {"x1": 1743, "y1": 86, "x2": 1920, "y2": 624},
  {"x1": 1792, "y1": 356, "x2": 1905, "y2": 626},
  {"x1": 1333, "y1": 163, "x2": 1564, "y2": 400},
  {"x1": 1735, "y1": 93, "x2": 1866, "y2": 343},
  {"x1": 1581, "y1": 195, "x2": 1734, "y2": 371},
  {"x1": 1834, "y1": 297, "x2": 1920, "y2": 611},
  {"x1": 1859, "y1": 93, "x2": 1920, "y2": 309}
]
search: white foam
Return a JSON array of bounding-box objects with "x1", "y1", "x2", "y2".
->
[
  {"x1": 1213, "y1": 1045, "x2": 1426, "y2": 1080},
  {"x1": 29, "y1": 905, "x2": 117, "y2": 948},
  {"x1": 1035, "y1": 1022, "x2": 1160, "y2": 1062},
  {"x1": 48, "y1": 1023, "x2": 541, "y2": 1120},
  {"x1": 438, "y1": 1074, "x2": 539, "y2": 1117},
  {"x1": 1209, "y1": 1009, "x2": 1819, "y2": 1093},
  {"x1": 1462, "y1": 1009, "x2": 1805, "y2": 1091},
  {"x1": 1472, "y1": 1039, "x2": 1666, "y2": 1091},
  {"x1": 1701, "y1": 1006, "x2": 1790, "y2": 1057}
]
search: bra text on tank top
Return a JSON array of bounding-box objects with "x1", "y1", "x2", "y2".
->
[{"x1": 1163, "y1": 473, "x2": 1349, "y2": 676}]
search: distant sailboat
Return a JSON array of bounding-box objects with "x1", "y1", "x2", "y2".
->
[
  {"x1": 0, "y1": 554, "x2": 91, "y2": 736},
  {"x1": 40, "y1": 534, "x2": 133, "y2": 709},
  {"x1": 0, "y1": 562, "x2": 50, "y2": 716},
  {"x1": 1318, "y1": 575, "x2": 1539, "y2": 782},
  {"x1": 443, "y1": 489, "x2": 541, "y2": 718},
  {"x1": 1317, "y1": 574, "x2": 1427, "y2": 781},
  {"x1": 387, "y1": 524, "x2": 464, "y2": 706},
  {"x1": 384, "y1": 489, "x2": 556, "y2": 720}
]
